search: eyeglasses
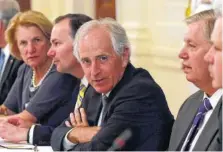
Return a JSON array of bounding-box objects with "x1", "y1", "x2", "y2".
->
[{"x1": 0, "y1": 144, "x2": 38, "y2": 152}]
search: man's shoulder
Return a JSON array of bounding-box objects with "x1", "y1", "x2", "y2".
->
[
  {"x1": 184, "y1": 90, "x2": 204, "y2": 104},
  {"x1": 126, "y1": 65, "x2": 162, "y2": 93},
  {"x1": 178, "y1": 90, "x2": 204, "y2": 113}
]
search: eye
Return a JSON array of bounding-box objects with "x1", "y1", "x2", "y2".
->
[
  {"x1": 188, "y1": 43, "x2": 196, "y2": 48},
  {"x1": 53, "y1": 41, "x2": 60, "y2": 47},
  {"x1": 98, "y1": 55, "x2": 108, "y2": 62},
  {"x1": 214, "y1": 46, "x2": 221, "y2": 52},
  {"x1": 19, "y1": 40, "x2": 27, "y2": 46},
  {"x1": 81, "y1": 58, "x2": 91, "y2": 65},
  {"x1": 33, "y1": 38, "x2": 41, "y2": 43}
]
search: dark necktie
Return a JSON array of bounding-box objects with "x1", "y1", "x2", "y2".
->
[
  {"x1": 183, "y1": 98, "x2": 212, "y2": 151},
  {"x1": 101, "y1": 94, "x2": 108, "y2": 119},
  {"x1": 0, "y1": 49, "x2": 5, "y2": 80},
  {"x1": 98, "y1": 94, "x2": 108, "y2": 126}
]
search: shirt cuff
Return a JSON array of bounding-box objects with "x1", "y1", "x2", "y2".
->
[
  {"x1": 63, "y1": 128, "x2": 77, "y2": 150},
  {"x1": 29, "y1": 125, "x2": 36, "y2": 144}
]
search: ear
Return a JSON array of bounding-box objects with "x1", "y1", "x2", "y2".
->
[{"x1": 121, "y1": 47, "x2": 130, "y2": 68}]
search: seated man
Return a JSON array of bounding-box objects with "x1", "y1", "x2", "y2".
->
[
  {"x1": 51, "y1": 18, "x2": 174, "y2": 151},
  {"x1": 168, "y1": 9, "x2": 222, "y2": 151}
]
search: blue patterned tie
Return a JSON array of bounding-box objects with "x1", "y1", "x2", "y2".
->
[
  {"x1": 183, "y1": 98, "x2": 212, "y2": 151},
  {"x1": 0, "y1": 49, "x2": 5, "y2": 80}
]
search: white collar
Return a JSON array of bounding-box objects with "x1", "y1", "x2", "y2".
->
[
  {"x1": 81, "y1": 76, "x2": 88, "y2": 87},
  {"x1": 203, "y1": 88, "x2": 222, "y2": 109},
  {"x1": 2, "y1": 45, "x2": 10, "y2": 57}
]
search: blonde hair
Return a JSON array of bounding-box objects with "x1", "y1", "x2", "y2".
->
[
  {"x1": 5, "y1": 10, "x2": 53, "y2": 60},
  {"x1": 185, "y1": 9, "x2": 216, "y2": 41}
]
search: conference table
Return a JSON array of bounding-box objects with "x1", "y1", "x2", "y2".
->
[{"x1": 0, "y1": 138, "x2": 53, "y2": 152}]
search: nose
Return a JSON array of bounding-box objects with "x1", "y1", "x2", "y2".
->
[
  {"x1": 47, "y1": 47, "x2": 56, "y2": 58},
  {"x1": 179, "y1": 47, "x2": 188, "y2": 59},
  {"x1": 204, "y1": 46, "x2": 214, "y2": 64},
  {"x1": 26, "y1": 42, "x2": 35, "y2": 54},
  {"x1": 91, "y1": 61, "x2": 100, "y2": 77}
]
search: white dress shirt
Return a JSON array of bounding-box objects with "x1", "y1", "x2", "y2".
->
[{"x1": 181, "y1": 89, "x2": 222, "y2": 151}]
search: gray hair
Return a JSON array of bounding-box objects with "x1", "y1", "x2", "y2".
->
[
  {"x1": 0, "y1": 0, "x2": 20, "y2": 28},
  {"x1": 73, "y1": 17, "x2": 131, "y2": 61},
  {"x1": 213, "y1": 0, "x2": 222, "y2": 17},
  {"x1": 185, "y1": 9, "x2": 216, "y2": 41}
]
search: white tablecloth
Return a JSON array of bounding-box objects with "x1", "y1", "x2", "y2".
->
[{"x1": 0, "y1": 138, "x2": 53, "y2": 152}]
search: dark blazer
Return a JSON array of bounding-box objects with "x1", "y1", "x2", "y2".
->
[
  {"x1": 168, "y1": 90, "x2": 222, "y2": 151},
  {"x1": 51, "y1": 63, "x2": 174, "y2": 151},
  {"x1": 31, "y1": 80, "x2": 81, "y2": 146},
  {"x1": 0, "y1": 55, "x2": 23, "y2": 104}
]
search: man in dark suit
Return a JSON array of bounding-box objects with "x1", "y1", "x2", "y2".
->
[
  {"x1": 0, "y1": 0, "x2": 23, "y2": 105},
  {"x1": 0, "y1": 14, "x2": 92, "y2": 145},
  {"x1": 168, "y1": 9, "x2": 222, "y2": 151},
  {"x1": 51, "y1": 18, "x2": 174, "y2": 151}
]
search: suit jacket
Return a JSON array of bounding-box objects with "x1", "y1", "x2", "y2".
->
[
  {"x1": 0, "y1": 54, "x2": 23, "y2": 104},
  {"x1": 168, "y1": 90, "x2": 222, "y2": 151},
  {"x1": 32, "y1": 80, "x2": 81, "y2": 146},
  {"x1": 51, "y1": 63, "x2": 174, "y2": 151}
]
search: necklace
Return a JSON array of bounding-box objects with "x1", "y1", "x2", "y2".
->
[{"x1": 31, "y1": 63, "x2": 54, "y2": 88}]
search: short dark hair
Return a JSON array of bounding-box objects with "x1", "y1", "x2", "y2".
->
[{"x1": 54, "y1": 14, "x2": 92, "y2": 39}]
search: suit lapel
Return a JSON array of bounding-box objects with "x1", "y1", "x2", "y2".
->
[
  {"x1": 175, "y1": 92, "x2": 203, "y2": 150},
  {"x1": 193, "y1": 98, "x2": 222, "y2": 150},
  {"x1": 101, "y1": 63, "x2": 135, "y2": 125},
  {"x1": 0, "y1": 56, "x2": 14, "y2": 85},
  {"x1": 82, "y1": 86, "x2": 101, "y2": 126}
]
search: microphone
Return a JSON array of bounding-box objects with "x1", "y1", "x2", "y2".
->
[{"x1": 107, "y1": 128, "x2": 132, "y2": 151}]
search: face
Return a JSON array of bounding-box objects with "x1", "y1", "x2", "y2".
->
[
  {"x1": 179, "y1": 21, "x2": 212, "y2": 86},
  {"x1": 48, "y1": 19, "x2": 78, "y2": 74},
  {"x1": 79, "y1": 27, "x2": 129, "y2": 94},
  {"x1": 204, "y1": 17, "x2": 222, "y2": 88},
  {"x1": 16, "y1": 25, "x2": 51, "y2": 68}
]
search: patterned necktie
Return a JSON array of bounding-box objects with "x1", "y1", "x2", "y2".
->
[
  {"x1": 183, "y1": 98, "x2": 212, "y2": 151},
  {"x1": 75, "y1": 82, "x2": 87, "y2": 109},
  {"x1": 0, "y1": 49, "x2": 5, "y2": 80}
]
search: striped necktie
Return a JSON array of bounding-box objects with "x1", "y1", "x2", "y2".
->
[
  {"x1": 183, "y1": 98, "x2": 212, "y2": 151},
  {"x1": 75, "y1": 82, "x2": 87, "y2": 109}
]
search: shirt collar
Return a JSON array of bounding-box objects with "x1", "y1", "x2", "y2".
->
[
  {"x1": 81, "y1": 76, "x2": 88, "y2": 87},
  {"x1": 2, "y1": 45, "x2": 10, "y2": 56},
  {"x1": 203, "y1": 88, "x2": 222, "y2": 109}
]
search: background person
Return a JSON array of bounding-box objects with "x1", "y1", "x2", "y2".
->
[{"x1": 0, "y1": 0, "x2": 23, "y2": 104}]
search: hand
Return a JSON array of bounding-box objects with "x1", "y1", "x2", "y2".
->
[
  {"x1": 65, "y1": 108, "x2": 89, "y2": 127},
  {"x1": 7, "y1": 117, "x2": 33, "y2": 128},
  {"x1": 0, "y1": 105, "x2": 8, "y2": 115},
  {"x1": 68, "y1": 126, "x2": 101, "y2": 143},
  {"x1": 0, "y1": 120, "x2": 28, "y2": 143}
]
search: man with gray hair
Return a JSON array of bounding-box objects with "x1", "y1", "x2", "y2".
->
[
  {"x1": 51, "y1": 18, "x2": 174, "y2": 151},
  {"x1": 205, "y1": 0, "x2": 222, "y2": 89},
  {"x1": 168, "y1": 9, "x2": 222, "y2": 151},
  {"x1": 0, "y1": 0, "x2": 23, "y2": 104},
  {"x1": 204, "y1": 1, "x2": 222, "y2": 150}
]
